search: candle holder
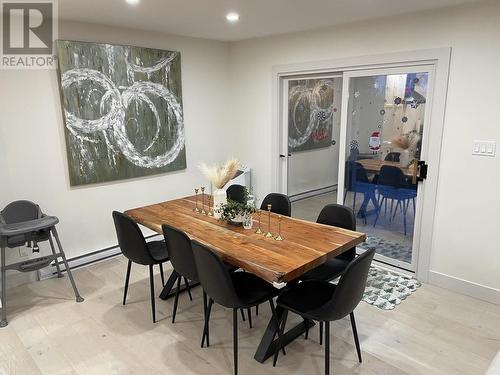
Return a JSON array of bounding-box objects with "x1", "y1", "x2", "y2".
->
[
  {"x1": 200, "y1": 187, "x2": 207, "y2": 215},
  {"x1": 194, "y1": 188, "x2": 200, "y2": 212},
  {"x1": 265, "y1": 204, "x2": 273, "y2": 238},
  {"x1": 207, "y1": 194, "x2": 214, "y2": 217},
  {"x1": 255, "y1": 210, "x2": 263, "y2": 234},
  {"x1": 275, "y1": 215, "x2": 284, "y2": 241}
]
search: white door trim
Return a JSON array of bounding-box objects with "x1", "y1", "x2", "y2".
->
[{"x1": 271, "y1": 48, "x2": 451, "y2": 282}]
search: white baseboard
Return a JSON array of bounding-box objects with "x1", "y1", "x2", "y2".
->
[{"x1": 428, "y1": 270, "x2": 500, "y2": 306}]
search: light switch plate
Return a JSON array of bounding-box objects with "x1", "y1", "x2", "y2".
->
[{"x1": 472, "y1": 140, "x2": 496, "y2": 157}]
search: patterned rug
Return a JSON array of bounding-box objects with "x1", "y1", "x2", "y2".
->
[
  {"x1": 362, "y1": 235, "x2": 413, "y2": 264},
  {"x1": 362, "y1": 266, "x2": 421, "y2": 310}
]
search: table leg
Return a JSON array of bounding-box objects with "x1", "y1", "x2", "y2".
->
[
  {"x1": 159, "y1": 270, "x2": 200, "y2": 300},
  {"x1": 254, "y1": 305, "x2": 315, "y2": 363}
]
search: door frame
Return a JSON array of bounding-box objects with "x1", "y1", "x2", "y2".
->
[{"x1": 271, "y1": 48, "x2": 451, "y2": 282}]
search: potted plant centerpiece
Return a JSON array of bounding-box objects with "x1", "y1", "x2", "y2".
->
[{"x1": 219, "y1": 188, "x2": 256, "y2": 228}]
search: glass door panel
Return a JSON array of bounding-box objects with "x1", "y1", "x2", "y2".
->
[
  {"x1": 341, "y1": 69, "x2": 430, "y2": 270},
  {"x1": 285, "y1": 76, "x2": 342, "y2": 220}
]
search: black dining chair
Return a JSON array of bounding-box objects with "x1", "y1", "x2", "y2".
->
[
  {"x1": 191, "y1": 240, "x2": 284, "y2": 375},
  {"x1": 161, "y1": 224, "x2": 199, "y2": 324},
  {"x1": 226, "y1": 184, "x2": 247, "y2": 203},
  {"x1": 112, "y1": 211, "x2": 169, "y2": 323},
  {"x1": 162, "y1": 224, "x2": 251, "y2": 339},
  {"x1": 384, "y1": 152, "x2": 401, "y2": 162},
  {"x1": 300, "y1": 204, "x2": 356, "y2": 283},
  {"x1": 273, "y1": 249, "x2": 375, "y2": 375},
  {"x1": 260, "y1": 193, "x2": 291, "y2": 217}
]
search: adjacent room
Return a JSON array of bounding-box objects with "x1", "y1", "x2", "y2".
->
[{"x1": 1, "y1": 0, "x2": 499, "y2": 374}]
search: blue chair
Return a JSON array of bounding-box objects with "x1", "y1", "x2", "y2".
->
[
  {"x1": 344, "y1": 161, "x2": 377, "y2": 223},
  {"x1": 373, "y1": 166, "x2": 415, "y2": 235}
]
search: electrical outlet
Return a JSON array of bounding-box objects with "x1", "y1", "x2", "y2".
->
[
  {"x1": 472, "y1": 140, "x2": 496, "y2": 157},
  {"x1": 19, "y1": 246, "x2": 30, "y2": 257}
]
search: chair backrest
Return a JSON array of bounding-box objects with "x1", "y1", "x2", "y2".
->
[
  {"x1": 316, "y1": 204, "x2": 356, "y2": 261},
  {"x1": 378, "y1": 165, "x2": 405, "y2": 188},
  {"x1": 162, "y1": 224, "x2": 198, "y2": 282},
  {"x1": 226, "y1": 184, "x2": 246, "y2": 203},
  {"x1": 384, "y1": 152, "x2": 400, "y2": 162},
  {"x1": 112, "y1": 211, "x2": 154, "y2": 265},
  {"x1": 0, "y1": 200, "x2": 41, "y2": 224},
  {"x1": 191, "y1": 240, "x2": 240, "y2": 308},
  {"x1": 316, "y1": 249, "x2": 375, "y2": 321},
  {"x1": 260, "y1": 193, "x2": 291, "y2": 217},
  {"x1": 345, "y1": 161, "x2": 370, "y2": 191}
]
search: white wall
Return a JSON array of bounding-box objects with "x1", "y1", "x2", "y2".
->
[
  {"x1": 227, "y1": 0, "x2": 500, "y2": 292},
  {"x1": 0, "y1": 21, "x2": 231, "y2": 261},
  {"x1": 1, "y1": 1, "x2": 499, "y2": 300}
]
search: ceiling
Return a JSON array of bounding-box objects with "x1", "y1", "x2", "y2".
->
[{"x1": 59, "y1": 0, "x2": 480, "y2": 42}]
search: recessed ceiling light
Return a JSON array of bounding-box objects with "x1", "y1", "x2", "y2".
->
[
  {"x1": 226, "y1": 12, "x2": 240, "y2": 23},
  {"x1": 126, "y1": 0, "x2": 140, "y2": 5}
]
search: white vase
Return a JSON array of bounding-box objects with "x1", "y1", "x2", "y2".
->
[
  {"x1": 213, "y1": 188, "x2": 227, "y2": 219},
  {"x1": 400, "y1": 149, "x2": 411, "y2": 167}
]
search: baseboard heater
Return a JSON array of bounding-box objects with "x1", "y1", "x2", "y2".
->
[
  {"x1": 38, "y1": 234, "x2": 162, "y2": 280},
  {"x1": 289, "y1": 184, "x2": 338, "y2": 203}
]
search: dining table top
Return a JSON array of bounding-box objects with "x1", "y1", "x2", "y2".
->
[
  {"x1": 357, "y1": 158, "x2": 414, "y2": 177},
  {"x1": 125, "y1": 195, "x2": 366, "y2": 284}
]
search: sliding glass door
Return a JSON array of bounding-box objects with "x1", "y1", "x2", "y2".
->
[{"x1": 338, "y1": 66, "x2": 434, "y2": 271}]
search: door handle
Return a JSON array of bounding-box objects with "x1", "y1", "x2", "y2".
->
[
  {"x1": 417, "y1": 160, "x2": 428, "y2": 181},
  {"x1": 412, "y1": 159, "x2": 428, "y2": 184},
  {"x1": 279, "y1": 153, "x2": 292, "y2": 158}
]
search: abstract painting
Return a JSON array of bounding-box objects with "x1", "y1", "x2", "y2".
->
[
  {"x1": 56, "y1": 40, "x2": 186, "y2": 186},
  {"x1": 288, "y1": 78, "x2": 336, "y2": 152}
]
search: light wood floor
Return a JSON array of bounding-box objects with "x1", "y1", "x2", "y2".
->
[{"x1": 1, "y1": 256, "x2": 499, "y2": 375}]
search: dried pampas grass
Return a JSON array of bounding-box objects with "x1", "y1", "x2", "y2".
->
[{"x1": 199, "y1": 158, "x2": 240, "y2": 189}]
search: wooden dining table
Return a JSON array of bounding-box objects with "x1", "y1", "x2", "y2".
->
[{"x1": 125, "y1": 194, "x2": 366, "y2": 363}]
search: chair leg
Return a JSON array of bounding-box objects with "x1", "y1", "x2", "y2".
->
[
  {"x1": 201, "y1": 298, "x2": 213, "y2": 348},
  {"x1": 389, "y1": 199, "x2": 395, "y2": 222},
  {"x1": 392, "y1": 200, "x2": 401, "y2": 220},
  {"x1": 320, "y1": 321, "x2": 323, "y2": 346},
  {"x1": 47, "y1": 235, "x2": 63, "y2": 278},
  {"x1": 373, "y1": 197, "x2": 385, "y2": 227},
  {"x1": 149, "y1": 265, "x2": 156, "y2": 323},
  {"x1": 201, "y1": 291, "x2": 207, "y2": 346},
  {"x1": 273, "y1": 309, "x2": 288, "y2": 367},
  {"x1": 184, "y1": 277, "x2": 193, "y2": 301},
  {"x1": 240, "y1": 308, "x2": 246, "y2": 321},
  {"x1": 123, "y1": 260, "x2": 132, "y2": 305},
  {"x1": 304, "y1": 318, "x2": 309, "y2": 339},
  {"x1": 325, "y1": 321, "x2": 330, "y2": 375},
  {"x1": 255, "y1": 304, "x2": 259, "y2": 315},
  {"x1": 172, "y1": 276, "x2": 182, "y2": 323},
  {"x1": 159, "y1": 263, "x2": 165, "y2": 287},
  {"x1": 233, "y1": 308, "x2": 239, "y2": 375},
  {"x1": 353, "y1": 192, "x2": 357, "y2": 210},
  {"x1": 350, "y1": 312, "x2": 362, "y2": 363},
  {"x1": 1, "y1": 247, "x2": 7, "y2": 327},
  {"x1": 247, "y1": 308, "x2": 252, "y2": 329},
  {"x1": 51, "y1": 227, "x2": 84, "y2": 303}
]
